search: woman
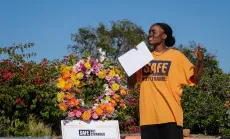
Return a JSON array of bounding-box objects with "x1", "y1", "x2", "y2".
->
[{"x1": 128, "y1": 23, "x2": 203, "y2": 139}]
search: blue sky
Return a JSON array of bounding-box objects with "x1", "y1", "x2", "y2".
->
[{"x1": 0, "y1": 0, "x2": 229, "y2": 72}]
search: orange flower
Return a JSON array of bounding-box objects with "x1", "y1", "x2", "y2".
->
[
  {"x1": 120, "y1": 89, "x2": 126, "y2": 96},
  {"x1": 111, "y1": 100, "x2": 117, "y2": 107},
  {"x1": 112, "y1": 94, "x2": 120, "y2": 99},
  {"x1": 120, "y1": 103, "x2": 125, "y2": 108},
  {"x1": 89, "y1": 78, "x2": 95, "y2": 84},
  {"x1": 64, "y1": 81, "x2": 72, "y2": 90},
  {"x1": 59, "y1": 102, "x2": 68, "y2": 111},
  {"x1": 95, "y1": 107, "x2": 103, "y2": 115},
  {"x1": 76, "y1": 88, "x2": 82, "y2": 94},
  {"x1": 58, "y1": 77, "x2": 64, "y2": 82},
  {"x1": 66, "y1": 93, "x2": 74, "y2": 100},
  {"x1": 105, "y1": 105, "x2": 114, "y2": 114},
  {"x1": 115, "y1": 98, "x2": 120, "y2": 103},
  {"x1": 82, "y1": 110, "x2": 91, "y2": 121},
  {"x1": 69, "y1": 98, "x2": 79, "y2": 107},
  {"x1": 120, "y1": 99, "x2": 124, "y2": 103},
  {"x1": 63, "y1": 73, "x2": 71, "y2": 80},
  {"x1": 99, "y1": 104, "x2": 105, "y2": 110}
]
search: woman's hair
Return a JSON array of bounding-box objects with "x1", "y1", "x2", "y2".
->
[{"x1": 154, "y1": 23, "x2": 176, "y2": 47}]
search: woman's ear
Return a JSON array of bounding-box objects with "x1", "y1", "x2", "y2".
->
[{"x1": 162, "y1": 34, "x2": 167, "y2": 40}]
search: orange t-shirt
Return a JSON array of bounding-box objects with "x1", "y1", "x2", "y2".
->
[{"x1": 136, "y1": 49, "x2": 195, "y2": 127}]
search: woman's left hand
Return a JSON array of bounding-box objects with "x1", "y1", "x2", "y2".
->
[{"x1": 193, "y1": 43, "x2": 203, "y2": 62}]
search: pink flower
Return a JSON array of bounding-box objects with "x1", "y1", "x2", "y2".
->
[
  {"x1": 73, "y1": 60, "x2": 85, "y2": 73},
  {"x1": 92, "y1": 112, "x2": 98, "y2": 119},
  {"x1": 97, "y1": 94, "x2": 105, "y2": 99},
  {"x1": 73, "y1": 64, "x2": 80, "y2": 73},
  {"x1": 68, "y1": 112, "x2": 75, "y2": 118},
  {"x1": 36, "y1": 95, "x2": 41, "y2": 99},
  {"x1": 101, "y1": 114, "x2": 106, "y2": 120},
  {"x1": 4, "y1": 71, "x2": 12, "y2": 80},
  {"x1": 95, "y1": 69, "x2": 100, "y2": 75},
  {"x1": 85, "y1": 70, "x2": 91, "y2": 76},
  {"x1": 97, "y1": 63, "x2": 103, "y2": 68},
  {"x1": 75, "y1": 110, "x2": 82, "y2": 118},
  {"x1": 108, "y1": 89, "x2": 115, "y2": 95},
  {"x1": 15, "y1": 98, "x2": 21, "y2": 104},
  {"x1": 105, "y1": 76, "x2": 111, "y2": 81}
]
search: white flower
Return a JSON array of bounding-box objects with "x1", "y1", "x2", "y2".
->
[
  {"x1": 85, "y1": 70, "x2": 91, "y2": 76},
  {"x1": 92, "y1": 103, "x2": 99, "y2": 109},
  {"x1": 98, "y1": 48, "x2": 106, "y2": 56},
  {"x1": 79, "y1": 99, "x2": 85, "y2": 106},
  {"x1": 100, "y1": 99, "x2": 108, "y2": 104},
  {"x1": 103, "y1": 84, "x2": 109, "y2": 89},
  {"x1": 99, "y1": 55, "x2": 106, "y2": 62},
  {"x1": 101, "y1": 114, "x2": 106, "y2": 120}
]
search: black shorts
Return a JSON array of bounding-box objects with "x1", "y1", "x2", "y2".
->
[{"x1": 140, "y1": 122, "x2": 183, "y2": 139}]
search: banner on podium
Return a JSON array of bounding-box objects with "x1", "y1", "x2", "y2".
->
[{"x1": 61, "y1": 120, "x2": 120, "y2": 139}]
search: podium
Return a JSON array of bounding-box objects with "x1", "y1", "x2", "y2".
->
[{"x1": 61, "y1": 120, "x2": 120, "y2": 139}]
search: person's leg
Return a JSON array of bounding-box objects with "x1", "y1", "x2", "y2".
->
[
  {"x1": 158, "y1": 122, "x2": 183, "y2": 139},
  {"x1": 140, "y1": 124, "x2": 160, "y2": 139}
]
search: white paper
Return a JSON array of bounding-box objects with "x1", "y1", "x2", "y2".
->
[
  {"x1": 118, "y1": 41, "x2": 154, "y2": 76},
  {"x1": 61, "y1": 120, "x2": 120, "y2": 139}
]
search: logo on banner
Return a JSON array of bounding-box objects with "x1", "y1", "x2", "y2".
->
[
  {"x1": 142, "y1": 60, "x2": 171, "y2": 81},
  {"x1": 79, "y1": 130, "x2": 105, "y2": 136}
]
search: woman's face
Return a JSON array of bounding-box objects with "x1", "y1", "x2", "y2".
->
[{"x1": 148, "y1": 25, "x2": 166, "y2": 46}]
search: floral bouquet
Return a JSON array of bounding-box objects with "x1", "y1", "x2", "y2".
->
[{"x1": 56, "y1": 49, "x2": 128, "y2": 121}]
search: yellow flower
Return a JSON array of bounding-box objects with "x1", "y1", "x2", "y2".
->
[
  {"x1": 82, "y1": 110, "x2": 91, "y2": 121},
  {"x1": 115, "y1": 69, "x2": 121, "y2": 74},
  {"x1": 74, "y1": 80, "x2": 80, "y2": 87},
  {"x1": 57, "y1": 78, "x2": 66, "y2": 89},
  {"x1": 111, "y1": 83, "x2": 120, "y2": 91},
  {"x1": 59, "y1": 102, "x2": 68, "y2": 111},
  {"x1": 80, "y1": 81, "x2": 86, "y2": 87},
  {"x1": 106, "y1": 95, "x2": 111, "y2": 101},
  {"x1": 76, "y1": 72, "x2": 84, "y2": 79},
  {"x1": 61, "y1": 64, "x2": 72, "y2": 75},
  {"x1": 84, "y1": 62, "x2": 91, "y2": 69},
  {"x1": 57, "y1": 92, "x2": 65, "y2": 102},
  {"x1": 109, "y1": 70, "x2": 116, "y2": 78},
  {"x1": 71, "y1": 73, "x2": 77, "y2": 82},
  {"x1": 98, "y1": 70, "x2": 106, "y2": 79}
]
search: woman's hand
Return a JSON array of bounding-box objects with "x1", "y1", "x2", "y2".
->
[
  {"x1": 191, "y1": 43, "x2": 204, "y2": 84},
  {"x1": 193, "y1": 43, "x2": 203, "y2": 62}
]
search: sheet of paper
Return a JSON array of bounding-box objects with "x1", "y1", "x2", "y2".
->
[{"x1": 118, "y1": 41, "x2": 154, "y2": 77}]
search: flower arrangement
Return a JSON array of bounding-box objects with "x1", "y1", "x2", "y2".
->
[{"x1": 56, "y1": 50, "x2": 128, "y2": 121}]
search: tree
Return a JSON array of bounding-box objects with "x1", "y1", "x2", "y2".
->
[
  {"x1": 0, "y1": 44, "x2": 63, "y2": 136},
  {"x1": 68, "y1": 19, "x2": 147, "y2": 61},
  {"x1": 178, "y1": 42, "x2": 230, "y2": 135}
]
